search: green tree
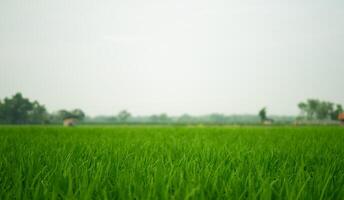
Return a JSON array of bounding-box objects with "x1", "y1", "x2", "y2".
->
[
  {"x1": 177, "y1": 114, "x2": 193, "y2": 123},
  {"x1": 298, "y1": 99, "x2": 342, "y2": 121},
  {"x1": 315, "y1": 101, "x2": 333, "y2": 120},
  {"x1": 158, "y1": 113, "x2": 169, "y2": 123},
  {"x1": 148, "y1": 113, "x2": 170, "y2": 123},
  {"x1": 258, "y1": 107, "x2": 267, "y2": 122},
  {"x1": 57, "y1": 110, "x2": 71, "y2": 120},
  {"x1": 118, "y1": 110, "x2": 131, "y2": 122},
  {"x1": 298, "y1": 102, "x2": 308, "y2": 119},
  {"x1": 331, "y1": 104, "x2": 343, "y2": 120},
  {"x1": 1, "y1": 93, "x2": 33, "y2": 124},
  {"x1": 307, "y1": 99, "x2": 320, "y2": 119},
  {"x1": 209, "y1": 114, "x2": 226, "y2": 124},
  {"x1": 149, "y1": 115, "x2": 159, "y2": 123},
  {"x1": 71, "y1": 109, "x2": 86, "y2": 121},
  {"x1": 0, "y1": 100, "x2": 4, "y2": 123},
  {"x1": 57, "y1": 109, "x2": 86, "y2": 121},
  {"x1": 28, "y1": 101, "x2": 49, "y2": 124}
]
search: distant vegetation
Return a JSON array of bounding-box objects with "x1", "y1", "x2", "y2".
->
[
  {"x1": 0, "y1": 93, "x2": 85, "y2": 124},
  {"x1": 297, "y1": 99, "x2": 343, "y2": 121},
  {"x1": 0, "y1": 93, "x2": 343, "y2": 125},
  {"x1": 56, "y1": 109, "x2": 86, "y2": 121},
  {"x1": 0, "y1": 93, "x2": 49, "y2": 124},
  {"x1": 85, "y1": 113, "x2": 294, "y2": 125}
]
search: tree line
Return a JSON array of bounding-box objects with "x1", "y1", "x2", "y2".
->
[
  {"x1": 298, "y1": 99, "x2": 343, "y2": 121},
  {"x1": 0, "y1": 93, "x2": 343, "y2": 124},
  {"x1": 0, "y1": 93, "x2": 85, "y2": 124},
  {"x1": 0, "y1": 93, "x2": 48, "y2": 124},
  {"x1": 87, "y1": 113, "x2": 293, "y2": 125}
]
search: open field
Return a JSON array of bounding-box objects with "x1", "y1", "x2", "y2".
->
[{"x1": 0, "y1": 126, "x2": 343, "y2": 199}]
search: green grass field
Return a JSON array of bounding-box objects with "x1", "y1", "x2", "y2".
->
[{"x1": 0, "y1": 126, "x2": 343, "y2": 199}]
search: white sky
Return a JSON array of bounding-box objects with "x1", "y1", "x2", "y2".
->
[{"x1": 0, "y1": 0, "x2": 343, "y2": 116}]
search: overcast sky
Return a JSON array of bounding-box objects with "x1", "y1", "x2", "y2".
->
[{"x1": 0, "y1": 0, "x2": 343, "y2": 116}]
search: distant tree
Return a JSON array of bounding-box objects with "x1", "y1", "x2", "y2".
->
[
  {"x1": 315, "y1": 101, "x2": 333, "y2": 120},
  {"x1": 148, "y1": 113, "x2": 170, "y2": 123},
  {"x1": 307, "y1": 99, "x2": 320, "y2": 119},
  {"x1": 28, "y1": 101, "x2": 49, "y2": 124},
  {"x1": 118, "y1": 110, "x2": 131, "y2": 122},
  {"x1": 0, "y1": 93, "x2": 88, "y2": 124},
  {"x1": 331, "y1": 104, "x2": 343, "y2": 120},
  {"x1": 0, "y1": 93, "x2": 33, "y2": 124},
  {"x1": 109, "y1": 116, "x2": 118, "y2": 122},
  {"x1": 298, "y1": 102, "x2": 308, "y2": 119},
  {"x1": 258, "y1": 107, "x2": 267, "y2": 122},
  {"x1": 159, "y1": 113, "x2": 169, "y2": 122},
  {"x1": 208, "y1": 114, "x2": 226, "y2": 124},
  {"x1": 149, "y1": 114, "x2": 159, "y2": 123},
  {"x1": 298, "y1": 99, "x2": 343, "y2": 121},
  {"x1": 0, "y1": 100, "x2": 4, "y2": 122},
  {"x1": 57, "y1": 110, "x2": 72, "y2": 120},
  {"x1": 177, "y1": 114, "x2": 193, "y2": 123},
  {"x1": 71, "y1": 109, "x2": 85, "y2": 121},
  {"x1": 57, "y1": 109, "x2": 86, "y2": 121}
]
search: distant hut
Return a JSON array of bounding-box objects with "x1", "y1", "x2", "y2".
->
[
  {"x1": 63, "y1": 118, "x2": 77, "y2": 127},
  {"x1": 339, "y1": 113, "x2": 344, "y2": 125},
  {"x1": 263, "y1": 118, "x2": 274, "y2": 125}
]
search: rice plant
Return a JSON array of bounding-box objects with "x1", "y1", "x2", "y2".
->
[{"x1": 0, "y1": 126, "x2": 343, "y2": 199}]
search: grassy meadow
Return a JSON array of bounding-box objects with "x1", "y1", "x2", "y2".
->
[{"x1": 0, "y1": 126, "x2": 343, "y2": 199}]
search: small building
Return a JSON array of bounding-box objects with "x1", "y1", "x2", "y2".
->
[
  {"x1": 63, "y1": 118, "x2": 77, "y2": 127},
  {"x1": 263, "y1": 118, "x2": 274, "y2": 125},
  {"x1": 339, "y1": 113, "x2": 344, "y2": 124}
]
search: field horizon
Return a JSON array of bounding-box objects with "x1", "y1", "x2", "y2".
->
[{"x1": 1, "y1": 0, "x2": 343, "y2": 199}]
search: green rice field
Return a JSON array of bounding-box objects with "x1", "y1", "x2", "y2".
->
[{"x1": 0, "y1": 126, "x2": 343, "y2": 199}]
